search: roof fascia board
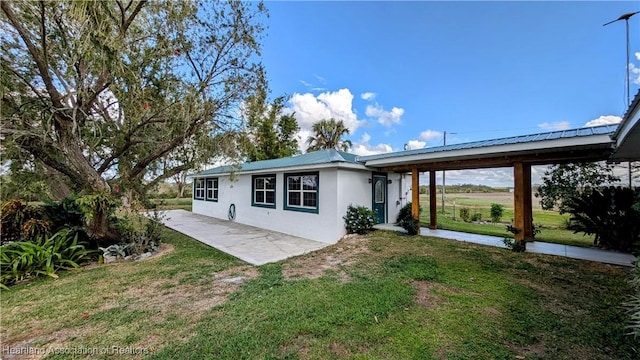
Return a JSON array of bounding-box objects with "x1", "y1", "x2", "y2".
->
[
  {"x1": 363, "y1": 135, "x2": 614, "y2": 167},
  {"x1": 613, "y1": 105, "x2": 639, "y2": 146},
  {"x1": 189, "y1": 162, "x2": 370, "y2": 178}
]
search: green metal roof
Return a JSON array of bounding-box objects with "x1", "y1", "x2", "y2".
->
[{"x1": 193, "y1": 150, "x2": 361, "y2": 176}]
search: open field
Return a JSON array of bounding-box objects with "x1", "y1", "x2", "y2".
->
[
  {"x1": 1, "y1": 228, "x2": 637, "y2": 359},
  {"x1": 419, "y1": 193, "x2": 596, "y2": 247}
]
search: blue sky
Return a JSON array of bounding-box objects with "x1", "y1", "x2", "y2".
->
[{"x1": 258, "y1": 1, "x2": 640, "y2": 186}]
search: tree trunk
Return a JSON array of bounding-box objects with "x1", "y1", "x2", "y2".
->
[
  {"x1": 42, "y1": 165, "x2": 72, "y2": 200},
  {"x1": 88, "y1": 208, "x2": 120, "y2": 245},
  {"x1": 177, "y1": 182, "x2": 185, "y2": 198}
]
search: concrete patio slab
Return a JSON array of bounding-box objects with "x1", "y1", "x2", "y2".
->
[
  {"x1": 374, "y1": 224, "x2": 636, "y2": 267},
  {"x1": 159, "y1": 210, "x2": 329, "y2": 265}
]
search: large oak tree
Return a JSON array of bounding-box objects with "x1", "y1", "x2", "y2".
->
[{"x1": 1, "y1": 0, "x2": 267, "y2": 239}]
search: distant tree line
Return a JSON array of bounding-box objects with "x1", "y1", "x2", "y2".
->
[{"x1": 418, "y1": 184, "x2": 510, "y2": 194}]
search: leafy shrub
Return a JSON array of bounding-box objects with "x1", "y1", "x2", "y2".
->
[
  {"x1": 113, "y1": 209, "x2": 165, "y2": 256},
  {"x1": 459, "y1": 207, "x2": 470, "y2": 222},
  {"x1": 396, "y1": 202, "x2": 420, "y2": 235},
  {"x1": 41, "y1": 195, "x2": 85, "y2": 233},
  {"x1": 567, "y1": 186, "x2": 640, "y2": 253},
  {"x1": 470, "y1": 213, "x2": 482, "y2": 222},
  {"x1": 625, "y1": 261, "x2": 640, "y2": 338},
  {"x1": 1, "y1": 229, "x2": 95, "y2": 288},
  {"x1": 343, "y1": 205, "x2": 376, "y2": 235},
  {"x1": 0, "y1": 199, "x2": 48, "y2": 244},
  {"x1": 99, "y1": 243, "x2": 136, "y2": 259},
  {"x1": 503, "y1": 225, "x2": 526, "y2": 252},
  {"x1": 490, "y1": 203, "x2": 504, "y2": 223}
]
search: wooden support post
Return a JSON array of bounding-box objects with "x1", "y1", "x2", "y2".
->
[
  {"x1": 429, "y1": 170, "x2": 437, "y2": 229},
  {"x1": 411, "y1": 167, "x2": 420, "y2": 234},
  {"x1": 513, "y1": 162, "x2": 533, "y2": 243}
]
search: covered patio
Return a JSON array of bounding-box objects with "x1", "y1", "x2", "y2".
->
[{"x1": 359, "y1": 124, "x2": 621, "y2": 246}]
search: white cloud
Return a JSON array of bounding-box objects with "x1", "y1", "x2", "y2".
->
[
  {"x1": 635, "y1": 52, "x2": 640, "y2": 61},
  {"x1": 361, "y1": 92, "x2": 376, "y2": 100},
  {"x1": 538, "y1": 121, "x2": 570, "y2": 131},
  {"x1": 630, "y1": 62, "x2": 640, "y2": 85},
  {"x1": 405, "y1": 140, "x2": 426, "y2": 150},
  {"x1": 314, "y1": 74, "x2": 326, "y2": 84},
  {"x1": 417, "y1": 165, "x2": 546, "y2": 188},
  {"x1": 365, "y1": 104, "x2": 404, "y2": 127},
  {"x1": 350, "y1": 132, "x2": 393, "y2": 156},
  {"x1": 419, "y1": 130, "x2": 442, "y2": 142},
  {"x1": 287, "y1": 89, "x2": 366, "y2": 152},
  {"x1": 288, "y1": 88, "x2": 364, "y2": 132},
  {"x1": 584, "y1": 115, "x2": 622, "y2": 127}
]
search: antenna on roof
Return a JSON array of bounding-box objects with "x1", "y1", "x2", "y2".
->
[{"x1": 603, "y1": 11, "x2": 639, "y2": 107}]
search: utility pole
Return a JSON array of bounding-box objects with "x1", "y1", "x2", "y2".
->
[
  {"x1": 441, "y1": 131, "x2": 456, "y2": 214},
  {"x1": 604, "y1": 11, "x2": 639, "y2": 188}
]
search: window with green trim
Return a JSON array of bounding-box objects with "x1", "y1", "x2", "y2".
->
[
  {"x1": 206, "y1": 178, "x2": 218, "y2": 201},
  {"x1": 194, "y1": 178, "x2": 205, "y2": 200},
  {"x1": 284, "y1": 172, "x2": 318, "y2": 213},
  {"x1": 252, "y1": 175, "x2": 276, "y2": 208}
]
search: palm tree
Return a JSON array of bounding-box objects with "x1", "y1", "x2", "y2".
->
[{"x1": 306, "y1": 118, "x2": 353, "y2": 152}]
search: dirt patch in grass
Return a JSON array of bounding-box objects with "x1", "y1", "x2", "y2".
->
[
  {"x1": 282, "y1": 234, "x2": 371, "y2": 281},
  {"x1": 411, "y1": 280, "x2": 465, "y2": 309},
  {"x1": 1, "y1": 265, "x2": 258, "y2": 360},
  {"x1": 127, "y1": 265, "x2": 259, "y2": 317}
]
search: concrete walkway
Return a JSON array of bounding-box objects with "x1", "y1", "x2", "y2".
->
[
  {"x1": 374, "y1": 224, "x2": 637, "y2": 267},
  {"x1": 160, "y1": 210, "x2": 329, "y2": 265}
]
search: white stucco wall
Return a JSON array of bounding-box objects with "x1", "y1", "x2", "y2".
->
[
  {"x1": 192, "y1": 167, "x2": 411, "y2": 244},
  {"x1": 335, "y1": 169, "x2": 372, "y2": 239},
  {"x1": 387, "y1": 172, "x2": 411, "y2": 223},
  {"x1": 193, "y1": 168, "x2": 342, "y2": 243}
]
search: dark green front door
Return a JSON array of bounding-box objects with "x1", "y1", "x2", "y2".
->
[{"x1": 372, "y1": 174, "x2": 387, "y2": 224}]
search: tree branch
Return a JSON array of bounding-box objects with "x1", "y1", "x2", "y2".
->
[
  {"x1": 143, "y1": 162, "x2": 193, "y2": 191},
  {"x1": 1, "y1": 2, "x2": 64, "y2": 109},
  {"x1": 121, "y1": 0, "x2": 146, "y2": 35}
]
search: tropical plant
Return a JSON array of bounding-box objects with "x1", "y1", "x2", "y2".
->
[
  {"x1": 1, "y1": 1, "x2": 267, "y2": 239},
  {"x1": 0, "y1": 199, "x2": 48, "y2": 244},
  {"x1": 567, "y1": 186, "x2": 640, "y2": 253},
  {"x1": 306, "y1": 118, "x2": 353, "y2": 152},
  {"x1": 625, "y1": 261, "x2": 640, "y2": 338},
  {"x1": 1, "y1": 229, "x2": 95, "y2": 288},
  {"x1": 343, "y1": 205, "x2": 376, "y2": 235},
  {"x1": 490, "y1": 203, "x2": 504, "y2": 223}
]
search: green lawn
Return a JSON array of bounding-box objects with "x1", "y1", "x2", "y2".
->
[
  {"x1": 149, "y1": 197, "x2": 192, "y2": 211},
  {"x1": 1, "y1": 228, "x2": 636, "y2": 359},
  {"x1": 419, "y1": 194, "x2": 596, "y2": 247}
]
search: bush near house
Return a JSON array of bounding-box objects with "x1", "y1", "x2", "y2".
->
[
  {"x1": 567, "y1": 186, "x2": 640, "y2": 253},
  {"x1": 343, "y1": 205, "x2": 376, "y2": 235},
  {"x1": 397, "y1": 202, "x2": 421, "y2": 235}
]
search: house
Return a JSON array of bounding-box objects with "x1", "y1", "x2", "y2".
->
[{"x1": 190, "y1": 150, "x2": 410, "y2": 244}]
